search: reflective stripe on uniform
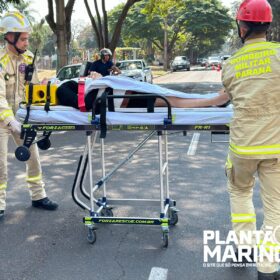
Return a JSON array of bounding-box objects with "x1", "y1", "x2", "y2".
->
[
  {"x1": 26, "y1": 174, "x2": 42, "y2": 183},
  {"x1": 231, "y1": 213, "x2": 256, "y2": 223},
  {"x1": 22, "y1": 53, "x2": 33, "y2": 64},
  {"x1": 234, "y1": 42, "x2": 280, "y2": 57},
  {"x1": 0, "y1": 53, "x2": 10, "y2": 67},
  {"x1": 0, "y1": 183, "x2": 7, "y2": 190},
  {"x1": 225, "y1": 155, "x2": 232, "y2": 168},
  {"x1": 0, "y1": 109, "x2": 14, "y2": 121},
  {"x1": 5, "y1": 11, "x2": 25, "y2": 25},
  {"x1": 230, "y1": 142, "x2": 280, "y2": 155},
  {"x1": 229, "y1": 42, "x2": 280, "y2": 66},
  {"x1": 258, "y1": 240, "x2": 280, "y2": 252}
]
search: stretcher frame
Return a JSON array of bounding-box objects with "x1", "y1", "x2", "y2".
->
[{"x1": 16, "y1": 89, "x2": 230, "y2": 247}]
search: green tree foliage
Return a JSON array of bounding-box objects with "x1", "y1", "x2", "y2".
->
[
  {"x1": 108, "y1": 2, "x2": 162, "y2": 53},
  {"x1": 29, "y1": 23, "x2": 56, "y2": 56},
  {"x1": 109, "y1": 0, "x2": 189, "y2": 66},
  {"x1": 268, "y1": 0, "x2": 280, "y2": 41},
  {"x1": 183, "y1": 0, "x2": 233, "y2": 60},
  {"x1": 109, "y1": 0, "x2": 233, "y2": 64},
  {"x1": 84, "y1": 0, "x2": 141, "y2": 53},
  {"x1": 227, "y1": 0, "x2": 242, "y2": 52},
  {"x1": 0, "y1": 0, "x2": 21, "y2": 13},
  {"x1": 143, "y1": 0, "x2": 186, "y2": 69},
  {"x1": 41, "y1": 28, "x2": 56, "y2": 56},
  {"x1": 45, "y1": 0, "x2": 76, "y2": 68},
  {"x1": 76, "y1": 25, "x2": 99, "y2": 50},
  {"x1": 11, "y1": 0, "x2": 37, "y2": 23}
]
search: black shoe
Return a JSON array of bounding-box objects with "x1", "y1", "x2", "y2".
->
[
  {"x1": 32, "y1": 197, "x2": 58, "y2": 211},
  {"x1": 233, "y1": 248, "x2": 255, "y2": 263},
  {"x1": 0, "y1": 210, "x2": 4, "y2": 220},
  {"x1": 258, "y1": 271, "x2": 280, "y2": 280}
]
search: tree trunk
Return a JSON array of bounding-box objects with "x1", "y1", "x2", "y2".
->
[
  {"x1": 163, "y1": 19, "x2": 168, "y2": 71},
  {"x1": 85, "y1": 0, "x2": 141, "y2": 53},
  {"x1": 45, "y1": 0, "x2": 75, "y2": 69},
  {"x1": 56, "y1": 0, "x2": 67, "y2": 68},
  {"x1": 146, "y1": 40, "x2": 154, "y2": 62},
  {"x1": 65, "y1": 0, "x2": 76, "y2": 63}
]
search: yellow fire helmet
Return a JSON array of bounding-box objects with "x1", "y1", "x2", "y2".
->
[{"x1": 0, "y1": 11, "x2": 32, "y2": 33}]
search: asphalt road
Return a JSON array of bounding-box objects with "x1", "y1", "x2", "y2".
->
[
  {"x1": 0, "y1": 70, "x2": 264, "y2": 280},
  {"x1": 154, "y1": 68, "x2": 222, "y2": 84}
]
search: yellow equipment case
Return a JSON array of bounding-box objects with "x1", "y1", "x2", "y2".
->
[{"x1": 25, "y1": 83, "x2": 59, "y2": 105}]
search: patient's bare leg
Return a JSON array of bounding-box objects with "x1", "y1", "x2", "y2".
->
[{"x1": 155, "y1": 91, "x2": 229, "y2": 108}]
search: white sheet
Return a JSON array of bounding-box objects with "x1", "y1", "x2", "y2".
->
[
  {"x1": 60, "y1": 76, "x2": 220, "y2": 99},
  {"x1": 17, "y1": 105, "x2": 233, "y2": 125}
]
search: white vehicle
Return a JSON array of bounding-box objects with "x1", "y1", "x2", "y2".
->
[
  {"x1": 48, "y1": 63, "x2": 82, "y2": 84},
  {"x1": 206, "y1": 56, "x2": 222, "y2": 68},
  {"x1": 116, "y1": 59, "x2": 153, "y2": 83},
  {"x1": 56, "y1": 63, "x2": 82, "y2": 81},
  {"x1": 170, "y1": 56, "x2": 190, "y2": 71}
]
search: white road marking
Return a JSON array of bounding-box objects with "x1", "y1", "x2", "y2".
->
[
  {"x1": 148, "y1": 267, "x2": 168, "y2": 280},
  {"x1": 187, "y1": 133, "x2": 200, "y2": 156}
]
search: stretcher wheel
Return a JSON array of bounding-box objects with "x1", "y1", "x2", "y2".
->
[
  {"x1": 87, "y1": 228, "x2": 97, "y2": 244},
  {"x1": 37, "y1": 138, "x2": 51, "y2": 150},
  {"x1": 162, "y1": 232, "x2": 169, "y2": 248},
  {"x1": 101, "y1": 208, "x2": 113, "y2": 217},
  {"x1": 15, "y1": 146, "x2": 31, "y2": 161},
  {"x1": 169, "y1": 211, "x2": 178, "y2": 226}
]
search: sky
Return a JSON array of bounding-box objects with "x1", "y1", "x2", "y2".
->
[
  {"x1": 28, "y1": 0, "x2": 125, "y2": 22},
  {"x1": 27, "y1": 0, "x2": 236, "y2": 23}
]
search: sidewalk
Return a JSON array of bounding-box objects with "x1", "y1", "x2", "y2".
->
[{"x1": 38, "y1": 69, "x2": 56, "y2": 81}]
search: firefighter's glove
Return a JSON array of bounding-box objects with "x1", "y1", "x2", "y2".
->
[{"x1": 8, "y1": 119, "x2": 22, "y2": 134}]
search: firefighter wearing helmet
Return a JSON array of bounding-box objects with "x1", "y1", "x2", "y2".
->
[
  {"x1": 222, "y1": 1, "x2": 280, "y2": 279},
  {"x1": 89, "y1": 48, "x2": 121, "y2": 77},
  {"x1": 0, "y1": 11, "x2": 58, "y2": 220}
]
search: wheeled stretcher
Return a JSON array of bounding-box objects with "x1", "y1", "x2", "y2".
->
[{"x1": 15, "y1": 86, "x2": 232, "y2": 247}]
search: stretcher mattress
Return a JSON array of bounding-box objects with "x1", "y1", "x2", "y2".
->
[{"x1": 17, "y1": 105, "x2": 233, "y2": 125}]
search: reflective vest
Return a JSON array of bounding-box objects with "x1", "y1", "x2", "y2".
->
[
  {"x1": 0, "y1": 47, "x2": 39, "y2": 127},
  {"x1": 222, "y1": 38, "x2": 280, "y2": 158}
]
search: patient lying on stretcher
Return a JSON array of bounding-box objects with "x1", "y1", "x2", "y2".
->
[{"x1": 56, "y1": 75, "x2": 230, "y2": 110}]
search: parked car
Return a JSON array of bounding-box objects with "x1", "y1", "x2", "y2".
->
[
  {"x1": 48, "y1": 63, "x2": 82, "y2": 84},
  {"x1": 56, "y1": 63, "x2": 82, "y2": 81},
  {"x1": 206, "y1": 56, "x2": 222, "y2": 68},
  {"x1": 170, "y1": 56, "x2": 190, "y2": 71},
  {"x1": 116, "y1": 59, "x2": 153, "y2": 83},
  {"x1": 200, "y1": 58, "x2": 208, "y2": 67}
]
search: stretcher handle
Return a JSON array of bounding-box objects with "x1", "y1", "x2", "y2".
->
[{"x1": 91, "y1": 89, "x2": 110, "y2": 138}]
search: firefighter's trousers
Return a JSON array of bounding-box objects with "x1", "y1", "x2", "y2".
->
[
  {"x1": 227, "y1": 150, "x2": 280, "y2": 273},
  {"x1": 0, "y1": 127, "x2": 46, "y2": 210}
]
